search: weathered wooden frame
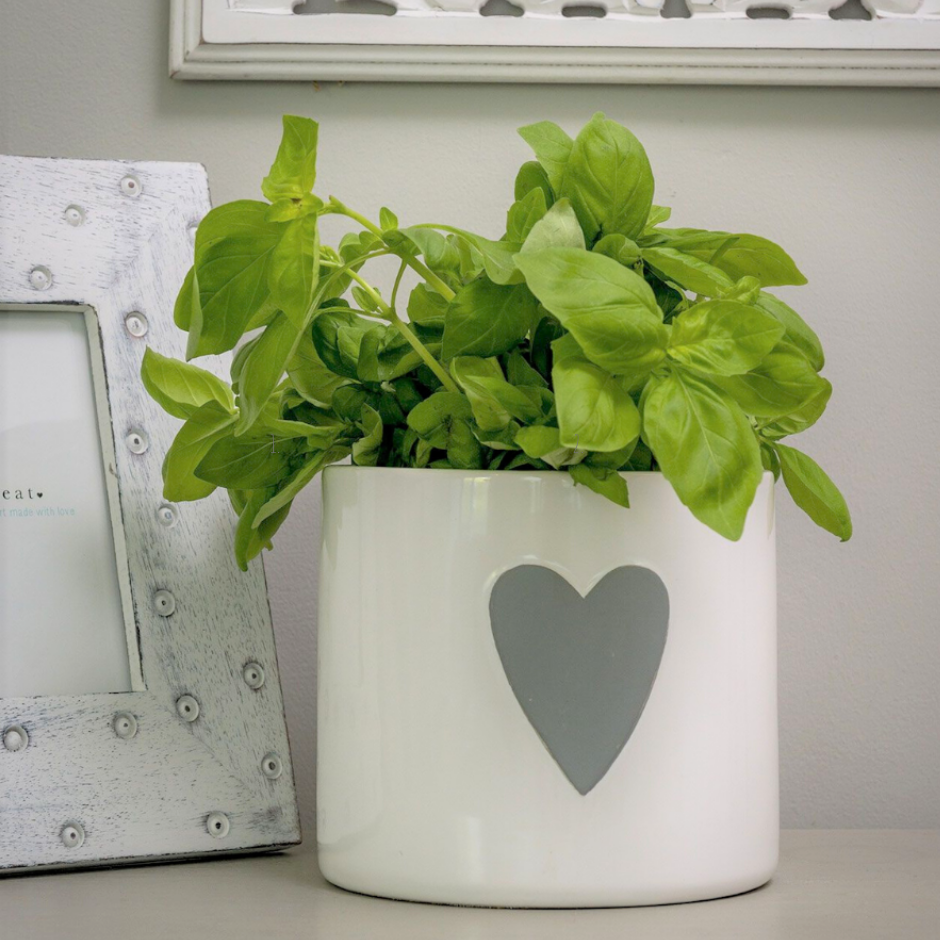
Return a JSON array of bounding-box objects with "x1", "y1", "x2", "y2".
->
[
  {"x1": 170, "y1": 0, "x2": 940, "y2": 86},
  {"x1": 0, "y1": 155, "x2": 301, "y2": 874}
]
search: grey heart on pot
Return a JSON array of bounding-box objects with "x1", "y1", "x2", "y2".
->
[{"x1": 490, "y1": 565, "x2": 669, "y2": 796}]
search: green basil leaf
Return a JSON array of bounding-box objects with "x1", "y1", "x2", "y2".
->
[
  {"x1": 265, "y1": 193, "x2": 322, "y2": 222},
  {"x1": 530, "y1": 314, "x2": 565, "y2": 380},
  {"x1": 646, "y1": 271, "x2": 686, "y2": 321},
  {"x1": 443, "y1": 280, "x2": 537, "y2": 359},
  {"x1": 655, "y1": 228, "x2": 807, "y2": 287},
  {"x1": 339, "y1": 229, "x2": 381, "y2": 264},
  {"x1": 194, "y1": 200, "x2": 279, "y2": 261},
  {"x1": 162, "y1": 401, "x2": 237, "y2": 502},
  {"x1": 406, "y1": 391, "x2": 473, "y2": 449},
  {"x1": 375, "y1": 388, "x2": 407, "y2": 427},
  {"x1": 593, "y1": 233, "x2": 641, "y2": 266},
  {"x1": 505, "y1": 349, "x2": 548, "y2": 389},
  {"x1": 506, "y1": 187, "x2": 548, "y2": 243},
  {"x1": 755, "y1": 291, "x2": 825, "y2": 371},
  {"x1": 447, "y1": 228, "x2": 523, "y2": 286},
  {"x1": 261, "y1": 114, "x2": 319, "y2": 202},
  {"x1": 568, "y1": 464, "x2": 629, "y2": 509},
  {"x1": 520, "y1": 198, "x2": 585, "y2": 254},
  {"x1": 230, "y1": 334, "x2": 260, "y2": 392},
  {"x1": 311, "y1": 309, "x2": 373, "y2": 380},
  {"x1": 252, "y1": 446, "x2": 348, "y2": 529},
  {"x1": 174, "y1": 265, "x2": 197, "y2": 331},
  {"x1": 515, "y1": 247, "x2": 667, "y2": 379},
  {"x1": 235, "y1": 489, "x2": 291, "y2": 572},
  {"x1": 505, "y1": 453, "x2": 548, "y2": 471},
  {"x1": 760, "y1": 441, "x2": 782, "y2": 480},
  {"x1": 515, "y1": 425, "x2": 586, "y2": 469},
  {"x1": 552, "y1": 346, "x2": 640, "y2": 453},
  {"x1": 287, "y1": 328, "x2": 349, "y2": 406},
  {"x1": 550, "y1": 331, "x2": 584, "y2": 364},
  {"x1": 668, "y1": 300, "x2": 785, "y2": 376},
  {"x1": 196, "y1": 432, "x2": 297, "y2": 490},
  {"x1": 351, "y1": 285, "x2": 380, "y2": 314},
  {"x1": 517, "y1": 121, "x2": 574, "y2": 194},
  {"x1": 446, "y1": 419, "x2": 484, "y2": 470},
  {"x1": 759, "y1": 378, "x2": 832, "y2": 441},
  {"x1": 141, "y1": 347, "x2": 234, "y2": 420},
  {"x1": 514, "y1": 160, "x2": 555, "y2": 206},
  {"x1": 644, "y1": 205, "x2": 672, "y2": 231},
  {"x1": 623, "y1": 438, "x2": 653, "y2": 470},
  {"x1": 389, "y1": 377, "x2": 424, "y2": 413},
  {"x1": 394, "y1": 226, "x2": 462, "y2": 275},
  {"x1": 642, "y1": 370, "x2": 762, "y2": 540},
  {"x1": 720, "y1": 275, "x2": 761, "y2": 305},
  {"x1": 775, "y1": 443, "x2": 852, "y2": 541},
  {"x1": 712, "y1": 340, "x2": 828, "y2": 419},
  {"x1": 331, "y1": 385, "x2": 370, "y2": 422},
  {"x1": 358, "y1": 325, "x2": 429, "y2": 383},
  {"x1": 585, "y1": 439, "x2": 639, "y2": 470},
  {"x1": 452, "y1": 233, "x2": 485, "y2": 282},
  {"x1": 558, "y1": 112, "x2": 654, "y2": 242},
  {"x1": 407, "y1": 283, "x2": 448, "y2": 331},
  {"x1": 643, "y1": 246, "x2": 734, "y2": 297},
  {"x1": 471, "y1": 420, "x2": 523, "y2": 451},
  {"x1": 188, "y1": 201, "x2": 282, "y2": 358},
  {"x1": 352, "y1": 404, "x2": 383, "y2": 466},
  {"x1": 451, "y1": 356, "x2": 542, "y2": 431},
  {"x1": 268, "y1": 213, "x2": 319, "y2": 330},
  {"x1": 234, "y1": 312, "x2": 303, "y2": 435}
]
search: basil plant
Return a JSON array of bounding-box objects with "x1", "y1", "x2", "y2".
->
[{"x1": 143, "y1": 113, "x2": 851, "y2": 570}]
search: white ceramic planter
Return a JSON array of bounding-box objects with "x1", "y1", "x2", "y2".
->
[{"x1": 317, "y1": 467, "x2": 778, "y2": 907}]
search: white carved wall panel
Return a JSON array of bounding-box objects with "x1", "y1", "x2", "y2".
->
[{"x1": 171, "y1": 0, "x2": 940, "y2": 84}]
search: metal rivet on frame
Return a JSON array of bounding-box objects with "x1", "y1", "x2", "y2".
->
[
  {"x1": 60, "y1": 823, "x2": 85, "y2": 849},
  {"x1": 153, "y1": 590, "x2": 176, "y2": 617},
  {"x1": 125, "y1": 430, "x2": 149, "y2": 455},
  {"x1": 242, "y1": 663, "x2": 265, "y2": 690},
  {"x1": 124, "y1": 311, "x2": 148, "y2": 338},
  {"x1": 120, "y1": 174, "x2": 142, "y2": 197},
  {"x1": 176, "y1": 695, "x2": 200, "y2": 723},
  {"x1": 261, "y1": 753, "x2": 283, "y2": 780},
  {"x1": 206, "y1": 812, "x2": 230, "y2": 839},
  {"x1": 2, "y1": 725, "x2": 29, "y2": 752},
  {"x1": 28, "y1": 266, "x2": 53, "y2": 291},
  {"x1": 112, "y1": 712, "x2": 138, "y2": 740},
  {"x1": 64, "y1": 205, "x2": 86, "y2": 226},
  {"x1": 156, "y1": 504, "x2": 179, "y2": 528}
]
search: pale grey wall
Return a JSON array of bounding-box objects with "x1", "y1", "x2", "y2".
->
[{"x1": 2, "y1": 1, "x2": 938, "y2": 833}]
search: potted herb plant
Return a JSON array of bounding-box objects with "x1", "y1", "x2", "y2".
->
[{"x1": 143, "y1": 113, "x2": 851, "y2": 908}]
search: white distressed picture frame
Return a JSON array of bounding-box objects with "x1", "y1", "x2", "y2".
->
[
  {"x1": 0, "y1": 155, "x2": 301, "y2": 873},
  {"x1": 170, "y1": 0, "x2": 940, "y2": 86}
]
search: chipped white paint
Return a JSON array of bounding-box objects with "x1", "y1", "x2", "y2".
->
[
  {"x1": 170, "y1": 0, "x2": 940, "y2": 85},
  {"x1": 0, "y1": 155, "x2": 300, "y2": 874}
]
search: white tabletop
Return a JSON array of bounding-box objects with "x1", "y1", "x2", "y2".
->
[{"x1": 2, "y1": 830, "x2": 937, "y2": 939}]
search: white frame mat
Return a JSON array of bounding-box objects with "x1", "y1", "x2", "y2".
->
[{"x1": 0, "y1": 155, "x2": 301, "y2": 873}]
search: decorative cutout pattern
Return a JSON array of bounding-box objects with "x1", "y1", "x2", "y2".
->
[{"x1": 237, "y1": 0, "x2": 938, "y2": 17}]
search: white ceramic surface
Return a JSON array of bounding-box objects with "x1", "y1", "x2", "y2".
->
[{"x1": 317, "y1": 467, "x2": 778, "y2": 907}]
